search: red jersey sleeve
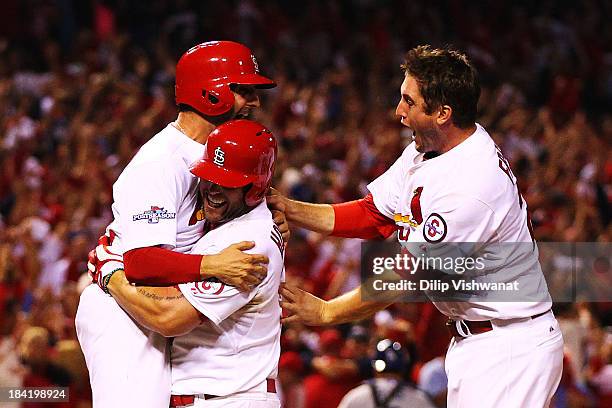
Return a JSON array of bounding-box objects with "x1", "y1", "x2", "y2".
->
[
  {"x1": 331, "y1": 193, "x2": 397, "y2": 239},
  {"x1": 124, "y1": 247, "x2": 202, "y2": 285}
]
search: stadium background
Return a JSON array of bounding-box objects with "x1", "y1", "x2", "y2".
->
[{"x1": 0, "y1": 0, "x2": 610, "y2": 407}]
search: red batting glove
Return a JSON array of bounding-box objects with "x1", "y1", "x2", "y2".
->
[{"x1": 87, "y1": 233, "x2": 124, "y2": 293}]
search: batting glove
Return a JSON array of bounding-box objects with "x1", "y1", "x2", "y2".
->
[{"x1": 88, "y1": 233, "x2": 124, "y2": 294}]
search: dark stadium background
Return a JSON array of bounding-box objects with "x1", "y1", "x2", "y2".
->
[{"x1": 0, "y1": 1, "x2": 610, "y2": 407}]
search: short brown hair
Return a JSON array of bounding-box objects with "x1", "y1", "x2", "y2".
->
[{"x1": 401, "y1": 45, "x2": 480, "y2": 129}]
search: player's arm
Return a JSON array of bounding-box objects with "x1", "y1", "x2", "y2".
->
[
  {"x1": 109, "y1": 228, "x2": 280, "y2": 336},
  {"x1": 112, "y1": 160, "x2": 266, "y2": 290},
  {"x1": 123, "y1": 242, "x2": 267, "y2": 291},
  {"x1": 267, "y1": 149, "x2": 405, "y2": 239},
  {"x1": 279, "y1": 197, "x2": 334, "y2": 234},
  {"x1": 268, "y1": 191, "x2": 396, "y2": 239},
  {"x1": 107, "y1": 270, "x2": 202, "y2": 337},
  {"x1": 281, "y1": 283, "x2": 400, "y2": 326}
]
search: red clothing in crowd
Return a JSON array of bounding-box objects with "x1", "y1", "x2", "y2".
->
[{"x1": 303, "y1": 372, "x2": 358, "y2": 408}]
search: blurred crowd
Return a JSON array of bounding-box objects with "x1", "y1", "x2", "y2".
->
[{"x1": 0, "y1": 0, "x2": 610, "y2": 407}]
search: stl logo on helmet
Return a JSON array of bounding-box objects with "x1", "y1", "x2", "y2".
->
[{"x1": 213, "y1": 146, "x2": 225, "y2": 166}]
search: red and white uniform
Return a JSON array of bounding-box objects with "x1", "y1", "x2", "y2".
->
[
  {"x1": 76, "y1": 124, "x2": 205, "y2": 408},
  {"x1": 172, "y1": 201, "x2": 283, "y2": 407},
  {"x1": 367, "y1": 124, "x2": 563, "y2": 408}
]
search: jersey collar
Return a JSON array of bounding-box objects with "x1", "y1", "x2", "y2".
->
[{"x1": 410, "y1": 123, "x2": 488, "y2": 168}]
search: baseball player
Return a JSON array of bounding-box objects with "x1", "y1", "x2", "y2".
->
[
  {"x1": 272, "y1": 45, "x2": 563, "y2": 407},
  {"x1": 75, "y1": 41, "x2": 282, "y2": 408},
  {"x1": 101, "y1": 120, "x2": 283, "y2": 407}
]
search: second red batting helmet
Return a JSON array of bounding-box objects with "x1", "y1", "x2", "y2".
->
[
  {"x1": 175, "y1": 41, "x2": 276, "y2": 117},
  {"x1": 190, "y1": 119, "x2": 277, "y2": 207}
]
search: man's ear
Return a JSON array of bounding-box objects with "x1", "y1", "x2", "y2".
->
[{"x1": 436, "y1": 105, "x2": 452, "y2": 126}]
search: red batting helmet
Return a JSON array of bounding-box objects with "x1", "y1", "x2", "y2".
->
[
  {"x1": 175, "y1": 41, "x2": 275, "y2": 117},
  {"x1": 190, "y1": 119, "x2": 277, "y2": 207}
]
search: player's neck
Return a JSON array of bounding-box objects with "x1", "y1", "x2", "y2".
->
[
  {"x1": 438, "y1": 123, "x2": 477, "y2": 154},
  {"x1": 175, "y1": 111, "x2": 216, "y2": 144}
]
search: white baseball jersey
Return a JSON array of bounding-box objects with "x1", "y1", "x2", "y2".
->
[
  {"x1": 368, "y1": 124, "x2": 552, "y2": 320},
  {"x1": 172, "y1": 201, "x2": 284, "y2": 396},
  {"x1": 107, "y1": 123, "x2": 206, "y2": 254},
  {"x1": 76, "y1": 123, "x2": 205, "y2": 408}
]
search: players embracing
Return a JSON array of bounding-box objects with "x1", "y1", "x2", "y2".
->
[
  {"x1": 103, "y1": 120, "x2": 284, "y2": 408},
  {"x1": 76, "y1": 41, "x2": 285, "y2": 407}
]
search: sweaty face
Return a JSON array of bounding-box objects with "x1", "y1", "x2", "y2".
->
[
  {"x1": 231, "y1": 85, "x2": 260, "y2": 119},
  {"x1": 395, "y1": 75, "x2": 444, "y2": 153},
  {"x1": 200, "y1": 181, "x2": 249, "y2": 224}
]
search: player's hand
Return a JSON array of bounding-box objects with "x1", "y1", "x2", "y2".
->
[
  {"x1": 267, "y1": 188, "x2": 290, "y2": 242},
  {"x1": 201, "y1": 241, "x2": 269, "y2": 292},
  {"x1": 87, "y1": 234, "x2": 124, "y2": 293},
  {"x1": 281, "y1": 283, "x2": 329, "y2": 325}
]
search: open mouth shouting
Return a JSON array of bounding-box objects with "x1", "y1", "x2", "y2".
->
[
  {"x1": 205, "y1": 191, "x2": 227, "y2": 210},
  {"x1": 199, "y1": 181, "x2": 249, "y2": 224}
]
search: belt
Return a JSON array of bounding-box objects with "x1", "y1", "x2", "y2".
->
[
  {"x1": 446, "y1": 309, "x2": 551, "y2": 338},
  {"x1": 170, "y1": 378, "x2": 277, "y2": 407}
]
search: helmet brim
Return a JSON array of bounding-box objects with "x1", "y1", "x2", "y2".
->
[
  {"x1": 190, "y1": 160, "x2": 255, "y2": 188},
  {"x1": 229, "y1": 73, "x2": 276, "y2": 89}
]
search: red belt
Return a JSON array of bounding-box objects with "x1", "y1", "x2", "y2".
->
[
  {"x1": 170, "y1": 379, "x2": 277, "y2": 407},
  {"x1": 446, "y1": 309, "x2": 551, "y2": 338}
]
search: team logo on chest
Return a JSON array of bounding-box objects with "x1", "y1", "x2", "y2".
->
[
  {"x1": 132, "y1": 206, "x2": 176, "y2": 224},
  {"x1": 395, "y1": 187, "x2": 424, "y2": 242},
  {"x1": 423, "y1": 213, "x2": 447, "y2": 243},
  {"x1": 213, "y1": 146, "x2": 225, "y2": 166}
]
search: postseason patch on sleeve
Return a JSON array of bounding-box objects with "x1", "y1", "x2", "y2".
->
[
  {"x1": 132, "y1": 206, "x2": 176, "y2": 224},
  {"x1": 423, "y1": 213, "x2": 447, "y2": 243}
]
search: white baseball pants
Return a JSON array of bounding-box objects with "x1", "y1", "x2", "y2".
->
[
  {"x1": 445, "y1": 310, "x2": 563, "y2": 408},
  {"x1": 76, "y1": 284, "x2": 171, "y2": 408}
]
